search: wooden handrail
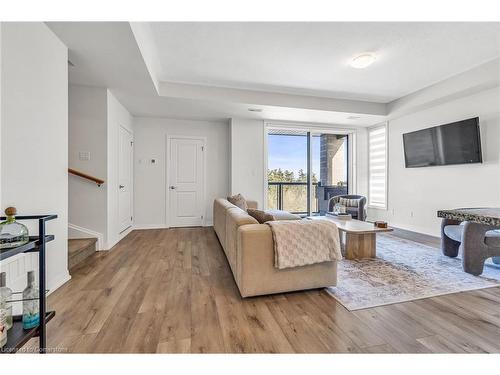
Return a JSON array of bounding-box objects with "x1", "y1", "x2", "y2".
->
[{"x1": 68, "y1": 168, "x2": 105, "y2": 186}]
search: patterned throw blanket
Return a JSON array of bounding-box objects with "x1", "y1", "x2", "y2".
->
[{"x1": 266, "y1": 219, "x2": 342, "y2": 269}]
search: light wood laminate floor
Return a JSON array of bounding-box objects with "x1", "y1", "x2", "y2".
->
[{"x1": 28, "y1": 228, "x2": 500, "y2": 353}]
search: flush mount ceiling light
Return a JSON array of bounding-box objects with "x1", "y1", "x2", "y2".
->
[
  {"x1": 350, "y1": 53, "x2": 377, "y2": 69},
  {"x1": 248, "y1": 108, "x2": 263, "y2": 112}
]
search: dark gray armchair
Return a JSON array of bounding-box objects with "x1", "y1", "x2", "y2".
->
[
  {"x1": 441, "y1": 219, "x2": 500, "y2": 275},
  {"x1": 328, "y1": 194, "x2": 367, "y2": 221}
]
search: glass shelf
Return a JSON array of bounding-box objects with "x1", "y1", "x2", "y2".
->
[
  {"x1": 0, "y1": 235, "x2": 55, "y2": 261},
  {"x1": 5, "y1": 289, "x2": 49, "y2": 303}
]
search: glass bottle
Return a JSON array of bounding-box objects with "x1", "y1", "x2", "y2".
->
[
  {"x1": 0, "y1": 207, "x2": 29, "y2": 249},
  {"x1": 22, "y1": 271, "x2": 39, "y2": 329},
  {"x1": 0, "y1": 272, "x2": 13, "y2": 330}
]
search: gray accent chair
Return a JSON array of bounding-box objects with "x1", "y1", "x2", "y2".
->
[
  {"x1": 441, "y1": 219, "x2": 500, "y2": 275},
  {"x1": 328, "y1": 194, "x2": 367, "y2": 221}
]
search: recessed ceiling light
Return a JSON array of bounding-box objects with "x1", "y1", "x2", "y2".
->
[
  {"x1": 248, "y1": 108, "x2": 263, "y2": 112},
  {"x1": 350, "y1": 53, "x2": 377, "y2": 69},
  {"x1": 347, "y1": 115, "x2": 361, "y2": 120}
]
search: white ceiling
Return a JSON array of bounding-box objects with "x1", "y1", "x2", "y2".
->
[
  {"x1": 46, "y1": 22, "x2": 500, "y2": 126},
  {"x1": 150, "y1": 22, "x2": 500, "y2": 102},
  {"x1": 47, "y1": 22, "x2": 157, "y2": 97}
]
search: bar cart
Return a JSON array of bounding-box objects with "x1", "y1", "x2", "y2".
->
[{"x1": 0, "y1": 214, "x2": 57, "y2": 353}]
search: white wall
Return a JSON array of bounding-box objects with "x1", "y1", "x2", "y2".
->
[
  {"x1": 107, "y1": 90, "x2": 134, "y2": 248},
  {"x1": 369, "y1": 85, "x2": 500, "y2": 236},
  {"x1": 1, "y1": 22, "x2": 69, "y2": 293},
  {"x1": 230, "y1": 118, "x2": 265, "y2": 207},
  {"x1": 68, "y1": 85, "x2": 108, "y2": 244},
  {"x1": 67, "y1": 87, "x2": 133, "y2": 250},
  {"x1": 133, "y1": 117, "x2": 230, "y2": 228}
]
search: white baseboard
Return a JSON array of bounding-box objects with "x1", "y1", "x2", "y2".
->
[
  {"x1": 133, "y1": 224, "x2": 169, "y2": 230},
  {"x1": 68, "y1": 223, "x2": 104, "y2": 250},
  {"x1": 134, "y1": 223, "x2": 214, "y2": 229}
]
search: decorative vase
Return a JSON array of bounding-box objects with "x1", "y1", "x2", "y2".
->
[{"x1": 0, "y1": 207, "x2": 29, "y2": 249}]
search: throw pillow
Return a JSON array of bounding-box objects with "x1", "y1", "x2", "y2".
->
[
  {"x1": 247, "y1": 208, "x2": 275, "y2": 224},
  {"x1": 227, "y1": 193, "x2": 248, "y2": 211},
  {"x1": 339, "y1": 197, "x2": 360, "y2": 207}
]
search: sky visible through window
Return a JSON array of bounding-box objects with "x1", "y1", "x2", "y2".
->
[{"x1": 268, "y1": 134, "x2": 321, "y2": 178}]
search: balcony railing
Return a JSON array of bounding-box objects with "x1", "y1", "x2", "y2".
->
[{"x1": 268, "y1": 182, "x2": 319, "y2": 214}]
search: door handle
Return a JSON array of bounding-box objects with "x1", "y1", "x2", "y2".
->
[
  {"x1": 169, "y1": 186, "x2": 177, "y2": 190},
  {"x1": 119, "y1": 185, "x2": 125, "y2": 189}
]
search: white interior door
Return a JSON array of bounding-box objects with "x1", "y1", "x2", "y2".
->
[
  {"x1": 168, "y1": 137, "x2": 205, "y2": 227},
  {"x1": 119, "y1": 126, "x2": 133, "y2": 232}
]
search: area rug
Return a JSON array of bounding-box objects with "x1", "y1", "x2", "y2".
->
[{"x1": 326, "y1": 234, "x2": 500, "y2": 311}]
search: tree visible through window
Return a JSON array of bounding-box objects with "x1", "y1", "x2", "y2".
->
[{"x1": 267, "y1": 129, "x2": 348, "y2": 214}]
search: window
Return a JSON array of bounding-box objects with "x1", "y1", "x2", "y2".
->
[{"x1": 368, "y1": 124, "x2": 387, "y2": 209}]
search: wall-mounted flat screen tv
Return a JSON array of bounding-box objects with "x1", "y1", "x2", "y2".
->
[{"x1": 403, "y1": 117, "x2": 482, "y2": 168}]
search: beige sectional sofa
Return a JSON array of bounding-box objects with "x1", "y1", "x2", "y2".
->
[{"x1": 213, "y1": 198, "x2": 338, "y2": 297}]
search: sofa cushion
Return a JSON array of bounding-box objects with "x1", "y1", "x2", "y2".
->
[
  {"x1": 444, "y1": 224, "x2": 500, "y2": 247},
  {"x1": 227, "y1": 193, "x2": 248, "y2": 211},
  {"x1": 486, "y1": 229, "x2": 500, "y2": 247},
  {"x1": 247, "y1": 209, "x2": 275, "y2": 224},
  {"x1": 265, "y1": 209, "x2": 302, "y2": 221},
  {"x1": 225, "y1": 207, "x2": 259, "y2": 274},
  {"x1": 444, "y1": 225, "x2": 463, "y2": 242},
  {"x1": 247, "y1": 208, "x2": 302, "y2": 223},
  {"x1": 213, "y1": 198, "x2": 238, "y2": 249},
  {"x1": 216, "y1": 197, "x2": 237, "y2": 211}
]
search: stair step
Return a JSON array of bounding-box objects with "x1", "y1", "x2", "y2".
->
[{"x1": 68, "y1": 238, "x2": 97, "y2": 271}]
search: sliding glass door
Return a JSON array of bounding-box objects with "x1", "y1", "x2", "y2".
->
[
  {"x1": 311, "y1": 132, "x2": 349, "y2": 215},
  {"x1": 267, "y1": 128, "x2": 349, "y2": 216},
  {"x1": 267, "y1": 130, "x2": 309, "y2": 214}
]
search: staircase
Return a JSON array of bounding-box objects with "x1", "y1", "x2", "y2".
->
[{"x1": 68, "y1": 238, "x2": 97, "y2": 271}]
